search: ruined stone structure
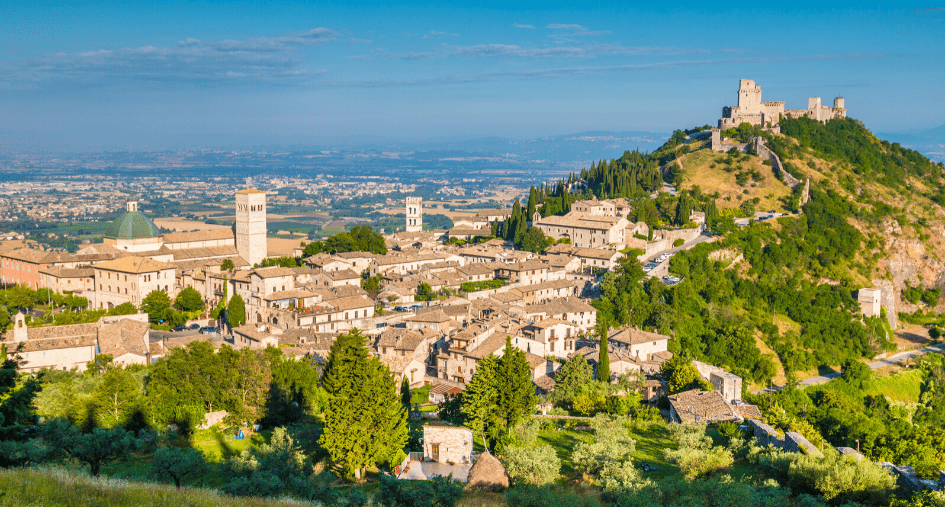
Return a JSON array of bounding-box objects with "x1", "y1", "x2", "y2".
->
[
  {"x1": 718, "y1": 79, "x2": 846, "y2": 131},
  {"x1": 857, "y1": 288, "x2": 883, "y2": 318},
  {"x1": 406, "y1": 197, "x2": 423, "y2": 233}
]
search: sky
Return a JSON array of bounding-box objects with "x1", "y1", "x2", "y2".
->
[{"x1": 1, "y1": 1, "x2": 943, "y2": 150}]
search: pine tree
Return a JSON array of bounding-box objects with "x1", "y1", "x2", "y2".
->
[{"x1": 320, "y1": 329, "x2": 407, "y2": 479}]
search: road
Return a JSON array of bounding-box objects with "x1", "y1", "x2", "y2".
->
[
  {"x1": 753, "y1": 343, "x2": 945, "y2": 395},
  {"x1": 642, "y1": 232, "x2": 717, "y2": 279}
]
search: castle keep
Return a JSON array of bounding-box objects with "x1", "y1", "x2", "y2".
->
[{"x1": 718, "y1": 79, "x2": 846, "y2": 131}]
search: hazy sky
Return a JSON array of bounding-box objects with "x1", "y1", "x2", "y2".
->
[{"x1": 1, "y1": 1, "x2": 943, "y2": 150}]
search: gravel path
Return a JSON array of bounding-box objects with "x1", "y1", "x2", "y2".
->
[{"x1": 753, "y1": 342, "x2": 945, "y2": 395}]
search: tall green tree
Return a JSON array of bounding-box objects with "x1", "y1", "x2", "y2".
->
[
  {"x1": 496, "y1": 337, "x2": 537, "y2": 433},
  {"x1": 554, "y1": 355, "x2": 594, "y2": 403},
  {"x1": 319, "y1": 329, "x2": 407, "y2": 479},
  {"x1": 141, "y1": 290, "x2": 171, "y2": 323},
  {"x1": 92, "y1": 367, "x2": 142, "y2": 429},
  {"x1": 227, "y1": 294, "x2": 246, "y2": 327},
  {"x1": 401, "y1": 376, "x2": 411, "y2": 408},
  {"x1": 174, "y1": 287, "x2": 205, "y2": 313},
  {"x1": 462, "y1": 338, "x2": 537, "y2": 449},
  {"x1": 597, "y1": 330, "x2": 611, "y2": 382}
]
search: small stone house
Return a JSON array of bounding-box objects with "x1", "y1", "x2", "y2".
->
[{"x1": 423, "y1": 425, "x2": 474, "y2": 465}]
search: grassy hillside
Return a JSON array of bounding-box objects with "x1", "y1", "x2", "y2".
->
[{"x1": 0, "y1": 467, "x2": 309, "y2": 507}]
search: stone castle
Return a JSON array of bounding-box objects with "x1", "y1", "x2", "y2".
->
[{"x1": 718, "y1": 79, "x2": 846, "y2": 131}]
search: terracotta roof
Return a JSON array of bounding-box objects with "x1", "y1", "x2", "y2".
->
[
  {"x1": 264, "y1": 289, "x2": 317, "y2": 301},
  {"x1": 668, "y1": 389, "x2": 741, "y2": 424},
  {"x1": 325, "y1": 295, "x2": 374, "y2": 311},
  {"x1": 163, "y1": 229, "x2": 235, "y2": 245},
  {"x1": 608, "y1": 327, "x2": 671, "y2": 346},
  {"x1": 251, "y1": 267, "x2": 296, "y2": 278},
  {"x1": 97, "y1": 319, "x2": 150, "y2": 358},
  {"x1": 95, "y1": 256, "x2": 173, "y2": 274},
  {"x1": 2, "y1": 322, "x2": 97, "y2": 352},
  {"x1": 377, "y1": 354, "x2": 421, "y2": 375},
  {"x1": 235, "y1": 188, "x2": 265, "y2": 194},
  {"x1": 407, "y1": 308, "x2": 452, "y2": 323},
  {"x1": 39, "y1": 266, "x2": 95, "y2": 278},
  {"x1": 170, "y1": 245, "x2": 239, "y2": 261},
  {"x1": 376, "y1": 328, "x2": 428, "y2": 351}
]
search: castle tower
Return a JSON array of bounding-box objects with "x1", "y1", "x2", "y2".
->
[
  {"x1": 833, "y1": 97, "x2": 845, "y2": 109},
  {"x1": 236, "y1": 188, "x2": 267, "y2": 267},
  {"x1": 737, "y1": 79, "x2": 762, "y2": 113},
  {"x1": 405, "y1": 197, "x2": 422, "y2": 233}
]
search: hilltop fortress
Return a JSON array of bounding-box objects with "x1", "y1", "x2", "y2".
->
[{"x1": 718, "y1": 79, "x2": 846, "y2": 131}]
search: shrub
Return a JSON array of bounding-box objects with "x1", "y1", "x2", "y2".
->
[
  {"x1": 376, "y1": 473, "x2": 462, "y2": 507},
  {"x1": 506, "y1": 486, "x2": 600, "y2": 507},
  {"x1": 502, "y1": 444, "x2": 560, "y2": 486},
  {"x1": 672, "y1": 238, "x2": 684, "y2": 248}
]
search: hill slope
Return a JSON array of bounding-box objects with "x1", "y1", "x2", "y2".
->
[{"x1": 540, "y1": 117, "x2": 945, "y2": 387}]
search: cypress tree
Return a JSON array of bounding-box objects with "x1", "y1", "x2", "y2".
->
[
  {"x1": 401, "y1": 376, "x2": 411, "y2": 408},
  {"x1": 597, "y1": 328, "x2": 611, "y2": 382}
]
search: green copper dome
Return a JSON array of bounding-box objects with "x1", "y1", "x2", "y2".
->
[{"x1": 105, "y1": 206, "x2": 161, "y2": 240}]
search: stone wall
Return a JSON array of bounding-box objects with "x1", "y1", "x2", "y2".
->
[
  {"x1": 424, "y1": 425, "x2": 474, "y2": 464},
  {"x1": 749, "y1": 419, "x2": 780, "y2": 447},
  {"x1": 754, "y1": 137, "x2": 801, "y2": 189},
  {"x1": 783, "y1": 431, "x2": 824, "y2": 457}
]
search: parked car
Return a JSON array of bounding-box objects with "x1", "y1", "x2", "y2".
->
[
  {"x1": 410, "y1": 304, "x2": 423, "y2": 311},
  {"x1": 394, "y1": 306, "x2": 407, "y2": 312},
  {"x1": 172, "y1": 325, "x2": 185, "y2": 332},
  {"x1": 199, "y1": 326, "x2": 219, "y2": 335},
  {"x1": 188, "y1": 324, "x2": 201, "y2": 330}
]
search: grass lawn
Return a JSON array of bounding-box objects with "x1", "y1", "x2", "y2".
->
[
  {"x1": 191, "y1": 426, "x2": 272, "y2": 463},
  {"x1": 868, "y1": 369, "x2": 923, "y2": 403}
]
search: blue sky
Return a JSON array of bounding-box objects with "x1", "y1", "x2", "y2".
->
[{"x1": 1, "y1": 1, "x2": 943, "y2": 150}]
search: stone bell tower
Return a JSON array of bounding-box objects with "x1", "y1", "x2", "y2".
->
[
  {"x1": 235, "y1": 188, "x2": 267, "y2": 266},
  {"x1": 406, "y1": 197, "x2": 423, "y2": 233}
]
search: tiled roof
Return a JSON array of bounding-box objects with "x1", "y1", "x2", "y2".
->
[
  {"x1": 668, "y1": 389, "x2": 741, "y2": 423},
  {"x1": 163, "y1": 229, "x2": 234, "y2": 245},
  {"x1": 251, "y1": 267, "x2": 296, "y2": 278},
  {"x1": 97, "y1": 319, "x2": 150, "y2": 358},
  {"x1": 39, "y1": 266, "x2": 95, "y2": 278},
  {"x1": 95, "y1": 256, "x2": 173, "y2": 274},
  {"x1": 608, "y1": 327, "x2": 671, "y2": 346}
]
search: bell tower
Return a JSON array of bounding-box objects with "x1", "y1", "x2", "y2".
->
[
  {"x1": 405, "y1": 197, "x2": 423, "y2": 232},
  {"x1": 236, "y1": 188, "x2": 268, "y2": 267}
]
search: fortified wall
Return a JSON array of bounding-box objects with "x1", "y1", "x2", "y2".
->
[{"x1": 718, "y1": 79, "x2": 846, "y2": 131}]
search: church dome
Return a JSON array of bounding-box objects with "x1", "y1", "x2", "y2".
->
[{"x1": 105, "y1": 202, "x2": 161, "y2": 240}]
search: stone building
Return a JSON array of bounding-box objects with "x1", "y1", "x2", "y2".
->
[
  {"x1": 857, "y1": 288, "x2": 882, "y2": 318},
  {"x1": 423, "y1": 425, "x2": 474, "y2": 465},
  {"x1": 718, "y1": 79, "x2": 846, "y2": 131},
  {"x1": 93, "y1": 256, "x2": 176, "y2": 309}
]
